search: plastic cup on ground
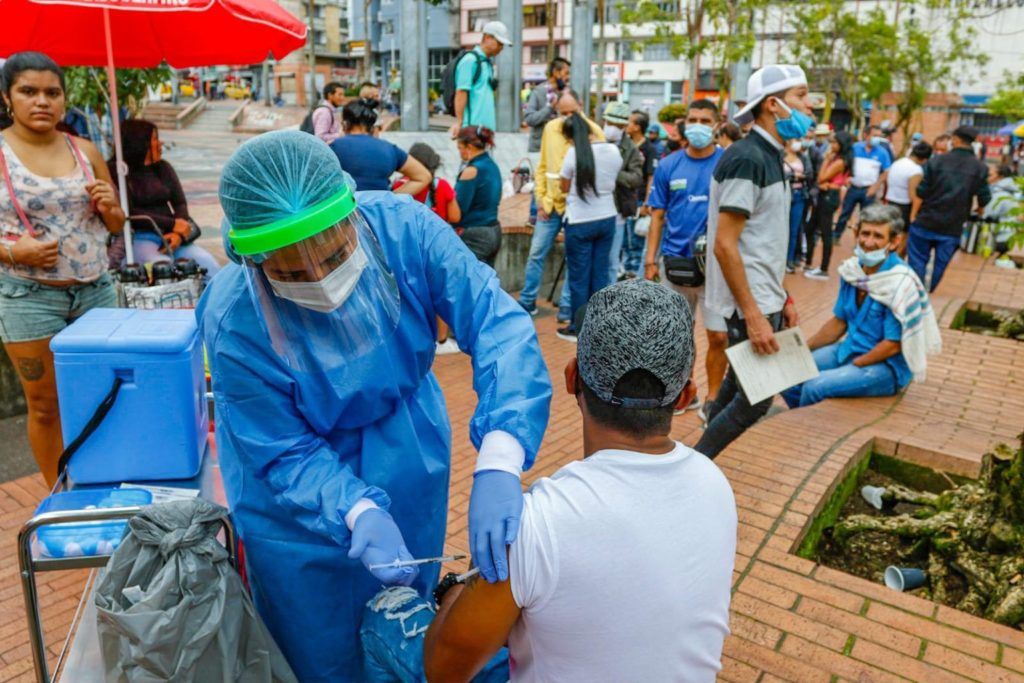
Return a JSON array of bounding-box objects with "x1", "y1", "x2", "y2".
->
[
  {"x1": 884, "y1": 566, "x2": 926, "y2": 592},
  {"x1": 861, "y1": 485, "x2": 887, "y2": 510}
]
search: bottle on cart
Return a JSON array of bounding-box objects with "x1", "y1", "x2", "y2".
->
[
  {"x1": 116, "y1": 263, "x2": 148, "y2": 286},
  {"x1": 173, "y1": 258, "x2": 200, "y2": 280},
  {"x1": 152, "y1": 262, "x2": 176, "y2": 286}
]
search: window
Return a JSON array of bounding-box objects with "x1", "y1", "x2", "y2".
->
[
  {"x1": 428, "y1": 49, "x2": 457, "y2": 94},
  {"x1": 698, "y1": 69, "x2": 720, "y2": 91},
  {"x1": 468, "y1": 9, "x2": 497, "y2": 32},
  {"x1": 618, "y1": 41, "x2": 635, "y2": 61},
  {"x1": 523, "y1": 4, "x2": 548, "y2": 28},
  {"x1": 529, "y1": 45, "x2": 549, "y2": 64},
  {"x1": 639, "y1": 42, "x2": 672, "y2": 61}
]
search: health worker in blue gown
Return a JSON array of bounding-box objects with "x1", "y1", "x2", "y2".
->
[{"x1": 198, "y1": 130, "x2": 552, "y2": 681}]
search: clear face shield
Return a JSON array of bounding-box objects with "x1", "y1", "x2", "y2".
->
[{"x1": 228, "y1": 187, "x2": 400, "y2": 374}]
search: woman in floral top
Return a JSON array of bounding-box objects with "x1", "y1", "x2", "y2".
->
[{"x1": 0, "y1": 52, "x2": 125, "y2": 485}]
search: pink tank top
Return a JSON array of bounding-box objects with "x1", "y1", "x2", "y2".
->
[{"x1": 0, "y1": 135, "x2": 108, "y2": 283}]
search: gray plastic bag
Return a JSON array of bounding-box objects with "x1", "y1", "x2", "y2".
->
[{"x1": 95, "y1": 499, "x2": 298, "y2": 682}]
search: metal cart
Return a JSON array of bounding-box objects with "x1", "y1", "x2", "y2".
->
[{"x1": 17, "y1": 446, "x2": 232, "y2": 683}]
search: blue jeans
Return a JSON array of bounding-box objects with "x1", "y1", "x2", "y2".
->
[
  {"x1": 835, "y1": 185, "x2": 873, "y2": 238},
  {"x1": 360, "y1": 587, "x2": 509, "y2": 683},
  {"x1": 565, "y1": 216, "x2": 616, "y2": 330},
  {"x1": 788, "y1": 190, "x2": 806, "y2": 265},
  {"x1": 906, "y1": 223, "x2": 960, "y2": 293},
  {"x1": 695, "y1": 311, "x2": 784, "y2": 459},
  {"x1": 519, "y1": 210, "x2": 571, "y2": 316},
  {"x1": 782, "y1": 343, "x2": 900, "y2": 408},
  {"x1": 621, "y1": 216, "x2": 644, "y2": 275},
  {"x1": 608, "y1": 215, "x2": 626, "y2": 283}
]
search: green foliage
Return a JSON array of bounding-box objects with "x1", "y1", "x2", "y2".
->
[
  {"x1": 988, "y1": 71, "x2": 1024, "y2": 122},
  {"x1": 1002, "y1": 176, "x2": 1024, "y2": 253},
  {"x1": 790, "y1": 0, "x2": 987, "y2": 147},
  {"x1": 616, "y1": 0, "x2": 767, "y2": 97},
  {"x1": 788, "y1": 0, "x2": 897, "y2": 126},
  {"x1": 65, "y1": 66, "x2": 173, "y2": 115},
  {"x1": 886, "y1": 1, "x2": 987, "y2": 153},
  {"x1": 657, "y1": 103, "x2": 687, "y2": 123}
]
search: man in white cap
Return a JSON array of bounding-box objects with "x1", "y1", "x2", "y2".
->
[
  {"x1": 449, "y1": 20, "x2": 512, "y2": 137},
  {"x1": 695, "y1": 64, "x2": 815, "y2": 459}
]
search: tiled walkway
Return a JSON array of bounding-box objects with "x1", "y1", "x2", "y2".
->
[{"x1": 1, "y1": 243, "x2": 1023, "y2": 680}]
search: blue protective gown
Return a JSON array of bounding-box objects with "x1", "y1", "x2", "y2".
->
[{"x1": 198, "y1": 192, "x2": 552, "y2": 681}]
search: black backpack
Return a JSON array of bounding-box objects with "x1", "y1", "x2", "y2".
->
[
  {"x1": 441, "y1": 49, "x2": 486, "y2": 115},
  {"x1": 300, "y1": 105, "x2": 332, "y2": 135}
]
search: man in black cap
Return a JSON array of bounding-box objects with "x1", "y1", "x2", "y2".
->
[{"x1": 908, "y1": 125, "x2": 991, "y2": 291}]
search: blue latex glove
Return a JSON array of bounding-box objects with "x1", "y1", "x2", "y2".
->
[
  {"x1": 468, "y1": 470, "x2": 523, "y2": 583},
  {"x1": 347, "y1": 508, "x2": 418, "y2": 586}
]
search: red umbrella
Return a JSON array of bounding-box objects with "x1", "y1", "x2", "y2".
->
[{"x1": 0, "y1": 0, "x2": 307, "y2": 261}]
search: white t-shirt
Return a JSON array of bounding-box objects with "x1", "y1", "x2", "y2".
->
[
  {"x1": 559, "y1": 142, "x2": 623, "y2": 224},
  {"x1": 884, "y1": 157, "x2": 923, "y2": 204},
  {"x1": 508, "y1": 442, "x2": 737, "y2": 682}
]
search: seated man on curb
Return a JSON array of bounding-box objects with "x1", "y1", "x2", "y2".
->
[
  {"x1": 358, "y1": 280, "x2": 738, "y2": 682},
  {"x1": 783, "y1": 204, "x2": 941, "y2": 409}
]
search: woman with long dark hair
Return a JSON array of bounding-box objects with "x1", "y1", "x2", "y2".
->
[
  {"x1": 454, "y1": 126, "x2": 502, "y2": 266},
  {"x1": 805, "y1": 130, "x2": 853, "y2": 280},
  {"x1": 557, "y1": 112, "x2": 622, "y2": 341},
  {"x1": 330, "y1": 100, "x2": 430, "y2": 193},
  {"x1": 108, "y1": 120, "x2": 220, "y2": 280},
  {"x1": 0, "y1": 52, "x2": 125, "y2": 485}
]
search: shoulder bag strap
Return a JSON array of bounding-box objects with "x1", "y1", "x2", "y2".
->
[
  {"x1": 65, "y1": 133, "x2": 95, "y2": 184},
  {"x1": 0, "y1": 134, "x2": 35, "y2": 237}
]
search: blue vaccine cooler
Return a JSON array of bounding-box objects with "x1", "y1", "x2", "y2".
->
[{"x1": 50, "y1": 308, "x2": 207, "y2": 484}]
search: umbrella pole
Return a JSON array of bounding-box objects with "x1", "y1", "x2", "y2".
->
[{"x1": 103, "y1": 7, "x2": 134, "y2": 265}]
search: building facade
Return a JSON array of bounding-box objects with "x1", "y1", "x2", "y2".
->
[{"x1": 350, "y1": 0, "x2": 461, "y2": 94}]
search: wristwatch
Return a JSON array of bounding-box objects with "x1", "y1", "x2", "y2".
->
[{"x1": 433, "y1": 571, "x2": 467, "y2": 606}]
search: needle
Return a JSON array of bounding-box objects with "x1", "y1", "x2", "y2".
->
[{"x1": 369, "y1": 554, "x2": 466, "y2": 570}]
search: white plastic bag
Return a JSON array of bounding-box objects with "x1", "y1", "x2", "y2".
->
[{"x1": 633, "y1": 215, "x2": 652, "y2": 237}]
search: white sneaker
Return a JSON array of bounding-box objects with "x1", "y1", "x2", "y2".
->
[
  {"x1": 435, "y1": 338, "x2": 460, "y2": 355},
  {"x1": 803, "y1": 268, "x2": 829, "y2": 281},
  {"x1": 673, "y1": 396, "x2": 701, "y2": 416}
]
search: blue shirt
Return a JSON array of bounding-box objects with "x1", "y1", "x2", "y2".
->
[
  {"x1": 454, "y1": 46, "x2": 496, "y2": 130},
  {"x1": 330, "y1": 134, "x2": 407, "y2": 191},
  {"x1": 850, "y1": 142, "x2": 892, "y2": 188},
  {"x1": 455, "y1": 152, "x2": 502, "y2": 228},
  {"x1": 833, "y1": 252, "x2": 912, "y2": 388},
  {"x1": 647, "y1": 147, "x2": 724, "y2": 257}
]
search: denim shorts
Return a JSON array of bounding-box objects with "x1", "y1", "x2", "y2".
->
[{"x1": 0, "y1": 271, "x2": 117, "y2": 344}]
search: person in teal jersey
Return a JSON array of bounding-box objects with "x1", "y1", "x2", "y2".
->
[{"x1": 449, "y1": 21, "x2": 512, "y2": 136}]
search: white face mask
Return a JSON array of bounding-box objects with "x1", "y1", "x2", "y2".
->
[
  {"x1": 268, "y1": 242, "x2": 368, "y2": 313},
  {"x1": 603, "y1": 124, "x2": 623, "y2": 143}
]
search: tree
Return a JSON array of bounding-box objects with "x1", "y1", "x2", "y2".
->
[
  {"x1": 988, "y1": 71, "x2": 1024, "y2": 123},
  {"x1": 617, "y1": 0, "x2": 768, "y2": 103},
  {"x1": 65, "y1": 66, "x2": 172, "y2": 116},
  {"x1": 791, "y1": 0, "x2": 988, "y2": 145},
  {"x1": 788, "y1": 0, "x2": 897, "y2": 128},
  {"x1": 886, "y1": 1, "x2": 988, "y2": 154}
]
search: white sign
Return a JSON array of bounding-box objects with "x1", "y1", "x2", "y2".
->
[
  {"x1": 590, "y1": 62, "x2": 623, "y2": 94},
  {"x1": 725, "y1": 327, "x2": 820, "y2": 404}
]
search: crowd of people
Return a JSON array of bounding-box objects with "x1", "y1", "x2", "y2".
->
[{"x1": 0, "y1": 30, "x2": 1021, "y2": 681}]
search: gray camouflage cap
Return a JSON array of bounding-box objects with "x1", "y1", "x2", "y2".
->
[{"x1": 577, "y1": 279, "x2": 695, "y2": 408}]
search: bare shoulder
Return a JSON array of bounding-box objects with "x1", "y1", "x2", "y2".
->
[{"x1": 459, "y1": 165, "x2": 478, "y2": 181}]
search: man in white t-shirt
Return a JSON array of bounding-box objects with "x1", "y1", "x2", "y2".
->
[
  {"x1": 885, "y1": 140, "x2": 932, "y2": 240},
  {"x1": 357, "y1": 280, "x2": 737, "y2": 682}
]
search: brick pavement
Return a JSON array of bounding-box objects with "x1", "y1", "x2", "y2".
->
[{"x1": 0, "y1": 244, "x2": 1022, "y2": 680}]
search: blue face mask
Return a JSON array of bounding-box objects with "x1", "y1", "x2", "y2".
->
[
  {"x1": 684, "y1": 123, "x2": 714, "y2": 149},
  {"x1": 871, "y1": 136, "x2": 886, "y2": 148},
  {"x1": 854, "y1": 244, "x2": 889, "y2": 268},
  {"x1": 773, "y1": 98, "x2": 815, "y2": 141}
]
